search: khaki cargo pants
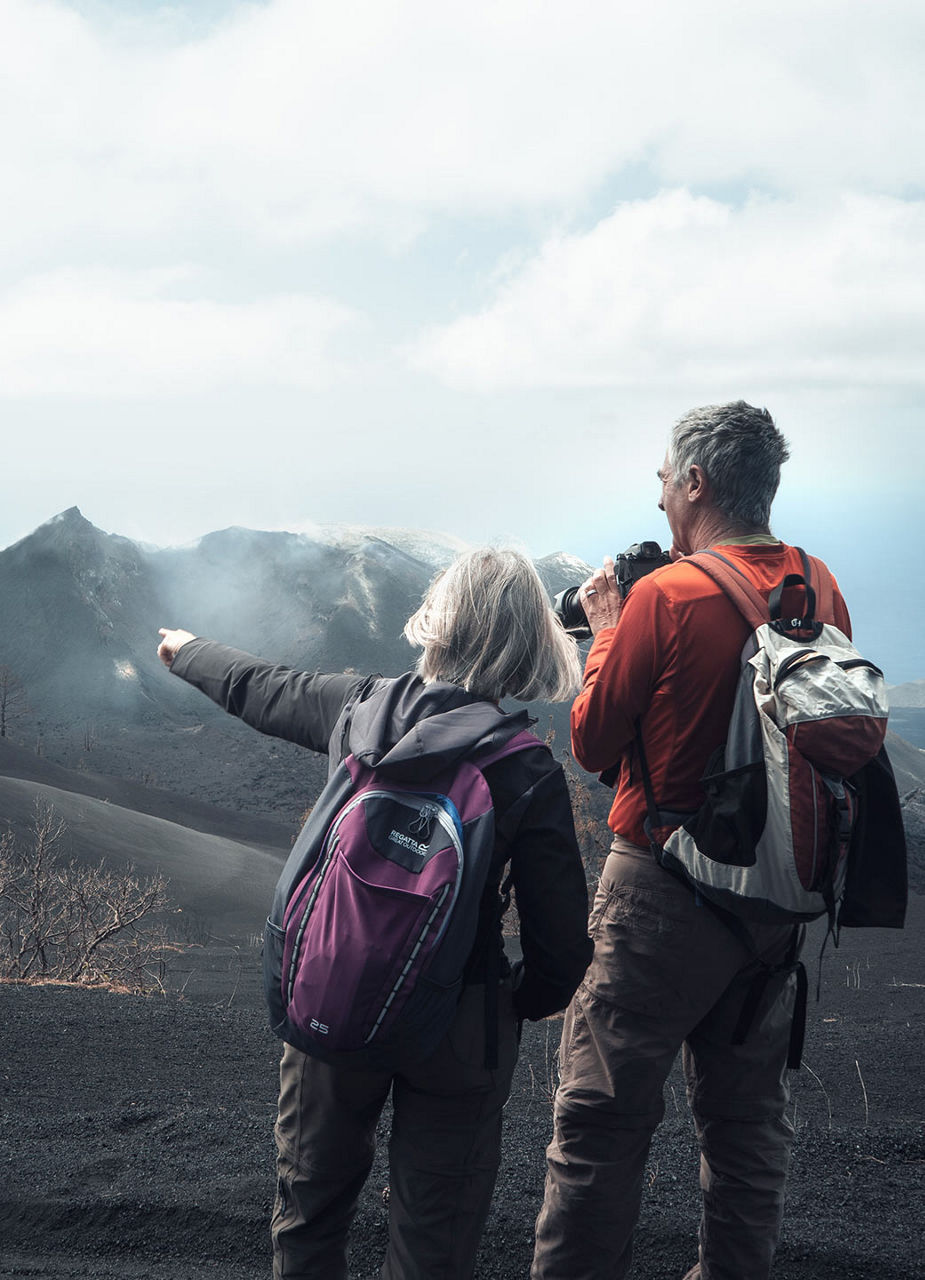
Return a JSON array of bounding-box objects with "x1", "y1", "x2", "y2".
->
[
  {"x1": 532, "y1": 839, "x2": 800, "y2": 1280},
  {"x1": 271, "y1": 982, "x2": 519, "y2": 1280}
]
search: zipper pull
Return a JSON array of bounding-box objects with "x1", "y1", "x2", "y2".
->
[{"x1": 410, "y1": 802, "x2": 437, "y2": 838}]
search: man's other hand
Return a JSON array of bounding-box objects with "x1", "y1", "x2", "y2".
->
[{"x1": 579, "y1": 556, "x2": 623, "y2": 635}]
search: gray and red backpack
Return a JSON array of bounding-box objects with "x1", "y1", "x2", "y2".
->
[
  {"x1": 636, "y1": 549, "x2": 906, "y2": 1066},
  {"x1": 638, "y1": 548, "x2": 905, "y2": 933}
]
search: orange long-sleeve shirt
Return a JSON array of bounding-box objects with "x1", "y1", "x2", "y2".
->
[{"x1": 571, "y1": 543, "x2": 851, "y2": 849}]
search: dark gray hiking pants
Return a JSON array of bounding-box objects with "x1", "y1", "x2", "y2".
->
[
  {"x1": 271, "y1": 982, "x2": 519, "y2": 1280},
  {"x1": 532, "y1": 839, "x2": 800, "y2": 1280}
]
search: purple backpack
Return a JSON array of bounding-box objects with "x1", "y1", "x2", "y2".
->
[{"x1": 263, "y1": 727, "x2": 538, "y2": 1069}]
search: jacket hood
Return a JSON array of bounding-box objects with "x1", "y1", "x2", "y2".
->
[{"x1": 343, "y1": 672, "x2": 532, "y2": 782}]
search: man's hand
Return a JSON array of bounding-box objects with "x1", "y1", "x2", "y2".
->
[
  {"x1": 579, "y1": 556, "x2": 623, "y2": 635},
  {"x1": 157, "y1": 628, "x2": 197, "y2": 668}
]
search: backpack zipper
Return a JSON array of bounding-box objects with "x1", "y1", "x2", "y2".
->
[
  {"x1": 774, "y1": 650, "x2": 883, "y2": 690},
  {"x1": 808, "y1": 762, "x2": 819, "y2": 889}
]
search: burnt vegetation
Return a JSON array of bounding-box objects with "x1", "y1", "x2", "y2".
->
[{"x1": 0, "y1": 803, "x2": 175, "y2": 991}]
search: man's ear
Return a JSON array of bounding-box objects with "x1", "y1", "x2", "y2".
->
[{"x1": 686, "y1": 464, "x2": 709, "y2": 505}]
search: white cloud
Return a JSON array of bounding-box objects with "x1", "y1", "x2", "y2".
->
[
  {"x1": 1, "y1": 0, "x2": 923, "y2": 263},
  {"x1": 408, "y1": 190, "x2": 925, "y2": 391},
  {"x1": 0, "y1": 268, "x2": 356, "y2": 396}
]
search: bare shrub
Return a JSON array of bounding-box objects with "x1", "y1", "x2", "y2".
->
[{"x1": 0, "y1": 803, "x2": 172, "y2": 991}]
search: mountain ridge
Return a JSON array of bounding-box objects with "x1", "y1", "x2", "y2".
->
[
  {"x1": 0, "y1": 509, "x2": 585, "y2": 824},
  {"x1": 887, "y1": 678, "x2": 925, "y2": 708}
]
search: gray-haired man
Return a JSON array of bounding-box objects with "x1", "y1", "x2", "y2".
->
[{"x1": 532, "y1": 402, "x2": 852, "y2": 1280}]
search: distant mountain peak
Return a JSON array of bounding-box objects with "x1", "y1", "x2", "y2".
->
[
  {"x1": 49, "y1": 505, "x2": 89, "y2": 524},
  {"x1": 41, "y1": 506, "x2": 113, "y2": 540},
  {"x1": 3, "y1": 506, "x2": 100, "y2": 555},
  {"x1": 4, "y1": 509, "x2": 146, "y2": 582},
  {"x1": 35, "y1": 506, "x2": 99, "y2": 539}
]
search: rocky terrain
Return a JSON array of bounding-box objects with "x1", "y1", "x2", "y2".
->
[
  {"x1": 1, "y1": 895, "x2": 923, "y2": 1280},
  {"x1": 0, "y1": 735, "x2": 922, "y2": 1278}
]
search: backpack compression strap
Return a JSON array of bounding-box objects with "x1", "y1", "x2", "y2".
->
[{"x1": 799, "y1": 549, "x2": 835, "y2": 624}]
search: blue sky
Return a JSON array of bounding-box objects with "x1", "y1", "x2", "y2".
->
[{"x1": 1, "y1": 0, "x2": 923, "y2": 682}]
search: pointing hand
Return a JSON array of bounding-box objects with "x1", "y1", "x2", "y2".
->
[{"x1": 157, "y1": 628, "x2": 197, "y2": 667}]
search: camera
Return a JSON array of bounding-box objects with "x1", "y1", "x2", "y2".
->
[{"x1": 553, "y1": 541, "x2": 671, "y2": 640}]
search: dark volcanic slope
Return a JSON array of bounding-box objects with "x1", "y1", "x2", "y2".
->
[
  {"x1": 0, "y1": 898, "x2": 923, "y2": 1280},
  {"x1": 0, "y1": 774, "x2": 286, "y2": 928},
  {"x1": 0, "y1": 738, "x2": 297, "y2": 930},
  {"x1": 0, "y1": 509, "x2": 586, "y2": 825},
  {"x1": 0, "y1": 737, "x2": 293, "y2": 854}
]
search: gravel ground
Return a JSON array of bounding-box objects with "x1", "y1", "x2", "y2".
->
[{"x1": 2, "y1": 901, "x2": 923, "y2": 1280}]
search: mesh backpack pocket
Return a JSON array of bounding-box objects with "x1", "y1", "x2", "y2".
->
[{"x1": 281, "y1": 790, "x2": 462, "y2": 1054}]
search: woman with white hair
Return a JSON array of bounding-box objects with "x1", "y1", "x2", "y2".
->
[{"x1": 157, "y1": 547, "x2": 593, "y2": 1280}]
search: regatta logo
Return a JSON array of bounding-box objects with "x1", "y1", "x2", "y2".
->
[{"x1": 389, "y1": 829, "x2": 429, "y2": 857}]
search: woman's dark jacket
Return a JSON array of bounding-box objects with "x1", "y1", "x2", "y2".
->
[{"x1": 169, "y1": 639, "x2": 593, "y2": 1021}]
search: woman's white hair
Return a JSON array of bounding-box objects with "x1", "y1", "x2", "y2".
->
[{"x1": 403, "y1": 548, "x2": 582, "y2": 703}]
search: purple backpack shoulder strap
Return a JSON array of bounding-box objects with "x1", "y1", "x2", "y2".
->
[{"x1": 476, "y1": 728, "x2": 543, "y2": 771}]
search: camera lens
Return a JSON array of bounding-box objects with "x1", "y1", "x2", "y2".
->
[{"x1": 552, "y1": 586, "x2": 592, "y2": 638}]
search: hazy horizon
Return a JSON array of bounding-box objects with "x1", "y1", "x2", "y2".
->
[{"x1": 3, "y1": 502, "x2": 922, "y2": 688}]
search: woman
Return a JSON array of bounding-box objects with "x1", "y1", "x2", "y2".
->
[{"x1": 157, "y1": 547, "x2": 593, "y2": 1280}]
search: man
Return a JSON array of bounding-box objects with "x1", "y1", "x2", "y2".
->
[{"x1": 532, "y1": 402, "x2": 851, "y2": 1280}]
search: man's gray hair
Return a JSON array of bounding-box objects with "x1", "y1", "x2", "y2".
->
[
  {"x1": 668, "y1": 401, "x2": 791, "y2": 528},
  {"x1": 404, "y1": 548, "x2": 582, "y2": 703}
]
